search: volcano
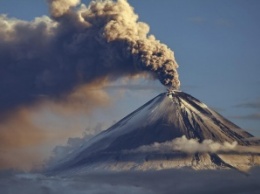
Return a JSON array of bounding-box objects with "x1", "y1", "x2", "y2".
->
[{"x1": 49, "y1": 91, "x2": 260, "y2": 174}]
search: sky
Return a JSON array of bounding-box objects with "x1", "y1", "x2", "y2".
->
[{"x1": 0, "y1": 0, "x2": 259, "y2": 171}]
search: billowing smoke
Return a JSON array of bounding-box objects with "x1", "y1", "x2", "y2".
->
[
  {"x1": 0, "y1": 0, "x2": 179, "y2": 116},
  {"x1": 129, "y1": 136, "x2": 260, "y2": 154},
  {"x1": 48, "y1": 0, "x2": 80, "y2": 18},
  {"x1": 0, "y1": 0, "x2": 179, "y2": 170}
]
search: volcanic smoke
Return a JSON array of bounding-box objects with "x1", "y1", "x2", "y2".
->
[
  {"x1": 0, "y1": 0, "x2": 180, "y2": 170},
  {"x1": 0, "y1": 0, "x2": 180, "y2": 116}
]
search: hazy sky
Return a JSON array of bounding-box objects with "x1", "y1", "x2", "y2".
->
[{"x1": 0, "y1": 0, "x2": 259, "y2": 170}]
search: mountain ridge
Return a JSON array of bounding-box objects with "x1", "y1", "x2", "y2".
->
[{"x1": 47, "y1": 91, "x2": 260, "y2": 174}]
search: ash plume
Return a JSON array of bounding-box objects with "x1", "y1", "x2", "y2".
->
[
  {"x1": 48, "y1": 0, "x2": 80, "y2": 18},
  {"x1": 0, "y1": 0, "x2": 180, "y2": 116},
  {"x1": 0, "y1": 0, "x2": 179, "y2": 170}
]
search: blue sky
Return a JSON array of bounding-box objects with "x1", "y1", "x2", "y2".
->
[
  {"x1": 114, "y1": 0, "x2": 260, "y2": 136},
  {"x1": 0, "y1": 0, "x2": 259, "y2": 170}
]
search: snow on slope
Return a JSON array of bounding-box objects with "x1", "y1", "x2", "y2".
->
[{"x1": 47, "y1": 91, "x2": 260, "y2": 174}]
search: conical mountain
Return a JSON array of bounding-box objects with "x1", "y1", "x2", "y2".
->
[{"x1": 49, "y1": 91, "x2": 260, "y2": 174}]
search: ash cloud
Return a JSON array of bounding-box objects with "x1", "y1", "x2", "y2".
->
[
  {"x1": 48, "y1": 0, "x2": 80, "y2": 18},
  {"x1": 0, "y1": 0, "x2": 179, "y2": 170},
  {"x1": 0, "y1": 0, "x2": 179, "y2": 116}
]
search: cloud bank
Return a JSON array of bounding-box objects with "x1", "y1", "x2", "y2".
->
[
  {"x1": 1, "y1": 168, "x2": 260, "y2": 194},
  {"x1": 128, "y1": 136, "x2": 260, "y2": 154}
]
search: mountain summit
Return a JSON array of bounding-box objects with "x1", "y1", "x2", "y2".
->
[{"x1": 49, "y1": 91, "x2": 260, "y2": 174}]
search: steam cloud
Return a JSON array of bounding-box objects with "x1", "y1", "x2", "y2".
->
[
  {"x1": 0, "y1": 0, "x2": 179, "y2": 116},
  {"x1": 129, "y1": 136, "x2": 260, "y2": 154}
]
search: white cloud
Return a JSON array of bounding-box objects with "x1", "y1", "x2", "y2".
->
[{"x1": 127, "y1": 136, "x2": 260, "y2": 154}]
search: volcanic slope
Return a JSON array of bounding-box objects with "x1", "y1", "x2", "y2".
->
[{"x1": 49, "y1": 91, "x2": 260, "y2": 174}]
